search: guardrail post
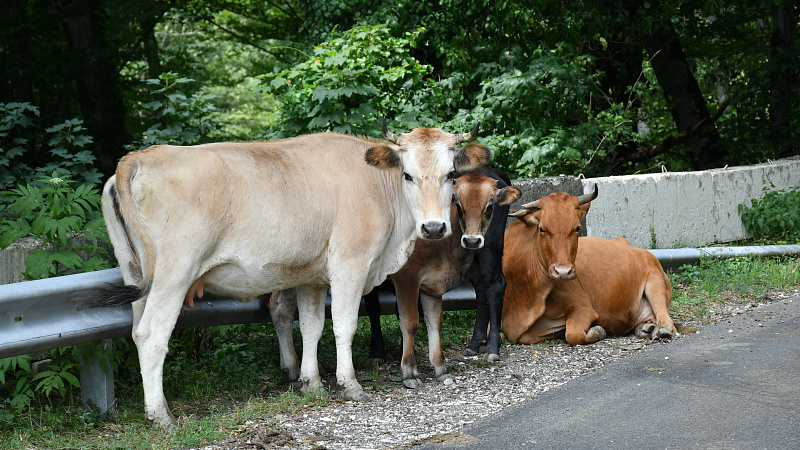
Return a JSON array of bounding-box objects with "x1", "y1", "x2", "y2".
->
[{"x1": 79, "y1": 338, "x2": 115, "y2": 413}]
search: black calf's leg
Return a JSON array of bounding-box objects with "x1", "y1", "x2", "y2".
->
[{"x1": 364, "y1": 289, "x2": 385, "y2": 364}]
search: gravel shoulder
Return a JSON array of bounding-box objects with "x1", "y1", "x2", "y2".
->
[{"x1": 197, "y1": 286, "x2": 800, "y2": 450}]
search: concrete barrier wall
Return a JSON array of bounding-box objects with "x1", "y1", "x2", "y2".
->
[
  {"x1": 580, "y1": 156, "x2": 800, "y2": 249},
  {"x1": 1, "y1": 157, "x2": 798, "y2": 283}
]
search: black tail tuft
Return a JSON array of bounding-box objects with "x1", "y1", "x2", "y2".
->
[{"x1": 82, "y1": 283, "x2": 146, "y2": 308}]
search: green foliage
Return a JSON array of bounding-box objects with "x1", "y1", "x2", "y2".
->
[
  {"x1": 0, "y1": 172, "x2": 112, "y2": 279},
  {"x1": 0, "y1": 103, "x2": 100, "y2": 192},
  {"x1": 0, "y1": 355, "x2": 35, "y2": 411},
  {"x1": 131, "y1": 73, "x2": 219, "y2": 150},
  {"x1": 738, "y1": 183, "x2": 800, "y2": 242},
  {"x1": 259, "y1": 25, "x2": 443, "y2": 137},
  {"x1": 0, "y1": 103, "x2": 39, "y2": 190},
  {"x1": 448, "y1": 45, "x2": 646, "y2": 177}
]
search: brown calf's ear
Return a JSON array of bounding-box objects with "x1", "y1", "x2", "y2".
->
[
  {"x1": 496, "y1": 186, "x2": 521, "y2": 206},
  {"x1": 454, "y1": 143, "x2": 492, "y2": 172},
  {"x1": 365, "y1": 145, "x2": 401, "y2": 169}
]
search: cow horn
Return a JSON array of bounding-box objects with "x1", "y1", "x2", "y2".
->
[
  {"x1": 577, "y1": 184, "x2": 598, "y2": 206},
  {"x1": 508, "y1": 198, "x2": 540, "y2": 218},
  {"x1": 382, "y1": 117, "x2": 401, "y2": 144},
  {"x1": 453, "y1": 123, "x2": 481, "y2": 144}
]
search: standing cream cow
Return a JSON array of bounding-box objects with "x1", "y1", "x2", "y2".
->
[{"x1": 93, "y1": 122, "x2": 489, "y2": 428}]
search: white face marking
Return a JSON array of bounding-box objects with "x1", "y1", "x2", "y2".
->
[{"x1": 398, "y1": 136, "x2": 455, "y2": 240}]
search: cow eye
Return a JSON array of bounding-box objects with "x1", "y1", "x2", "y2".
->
[
  {"x1": 446, "y1": 170, "x2": 456, "y2": 181},
  {"x1": 403, "y1": 172, "x2": 414, "y2": 182},
  {"x1": 575, "y1": 226, "x2": 581, "y2": 234}
]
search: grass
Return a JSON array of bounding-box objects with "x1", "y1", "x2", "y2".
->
[{"x1": 1, "y1": 252, "x2": 798, "y2": 448}]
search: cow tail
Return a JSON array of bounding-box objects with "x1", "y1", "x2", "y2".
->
[{"x1": 95, "y1": 162, "x2": 153, "y2": 307}]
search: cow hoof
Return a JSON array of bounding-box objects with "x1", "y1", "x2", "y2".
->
[
  {"x1": 482, "y1": 353, "x2": 501, "y2": 363},
  {"x1": 586, "y1": 325, "x2": 607, "y2": 343},
  {"x1": 403, "y1": 378, "x2": 423, "y2": 389},
  {"x1": 463, "y1": 348, "x2": 479, "y2": 357},
  {"x1": 655, "y1": 326, "x2": 674, "y2": 340},
  {"x1": 638, "y1": 323, "x2": 656, "y2": 337},
  {"x1": 342, "y1": 387, "x2": 371, "y2": 401},
  {"x1": 436, "y1": 372, "x2": 452, "y2": 383},
  {"x1": 288, "y1": 380, "x2": 303, "y2": 391},
  {"x1": 300, "y1": 384, "x2": 326, "y2": 397}
]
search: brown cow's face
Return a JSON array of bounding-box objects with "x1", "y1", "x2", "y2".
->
[
  {"x1": 365, "y1": 125, "x2": 490, "y2": 240},
  {"x1": 454, "y1": 173, "x2": 520, "y2": 249},
  {"x1": 515, "y1": 191, "x2": 594, "y2": 281}
]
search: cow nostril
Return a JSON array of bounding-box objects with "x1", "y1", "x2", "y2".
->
[
  {"x1": 461, "y1": 235, "x2": 484, "y2": 249},
  {"x1": 549, "y1": 264, "x2": 576, "y2": 280},
  {"x1": 421, "y1": 221, "x2": 447, "y2": 239}
]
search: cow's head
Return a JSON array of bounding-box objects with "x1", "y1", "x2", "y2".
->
[
  {"x1": 365, "y1": 120, "x2": 491, "y2": 240},
  {"x1": 509, "y1": 185, "x2": 598, "y2": 280},
  {"x1": 454, "y1": 173, "x2": 520, "y2": 249}
]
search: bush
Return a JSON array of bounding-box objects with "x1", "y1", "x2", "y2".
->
[
  {"x1": 259, "y1": 24, "x2": 443, "y2": 137},
  {"x1": 0, "y1": 172, "x2": 112, "y2": 279},
  {"x1": 738, "y1": 183, "x2": 800, "y2": 242}
]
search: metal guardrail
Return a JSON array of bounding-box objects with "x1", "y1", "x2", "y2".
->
[{"x1": 1, "y1": 244, "x2": 798, "y2": 412}]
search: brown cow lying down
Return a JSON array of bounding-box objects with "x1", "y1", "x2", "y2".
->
[{"x1": 501, "y1": 185, "x2": 678, "y2": 345}]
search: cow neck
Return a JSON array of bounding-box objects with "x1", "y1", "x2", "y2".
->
[
  {"x1": 531, "y1": 231, "x2": 555, "y2": 289},
  {"x1": 367, "y1": 167, "x2": 417, "y2": 289}
]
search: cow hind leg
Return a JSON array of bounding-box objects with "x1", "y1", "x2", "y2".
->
[
  {"x1": 638, "y1": 271, "x2": 678, "y2": 340},
  {"x1": 364, "y1": 289, "x2": 385, "y2": 364},
  {"x1": 132, "y1": 283, "x2": 189, "y2": 430},
  {"x1": 263, "y1": 290, "x2": 301, "y2": 388},
  {"x1": 295, "y1": 285, "x2": 327, "y2": 396},
  {"x1": 420, "y1": 293, "x2": 450, "y2": 383}
]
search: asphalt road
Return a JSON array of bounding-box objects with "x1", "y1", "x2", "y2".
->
[{"x1": 418, "y1": 295, "x2": 800, "y2": 450}]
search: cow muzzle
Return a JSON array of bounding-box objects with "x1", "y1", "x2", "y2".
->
[
  {"x1": 461, "y1": 234, "x2": 484, "y2": 249},
  {"x1": 420, "y1": 220, "x2": 449, "y2": 240},
  {"x1": 548, "y1": 264, "x2": 576, "y2": 281}
]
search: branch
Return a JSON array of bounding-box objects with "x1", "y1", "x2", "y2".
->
[
  {"x1": 117, "y1": 10, "x2": 167, "y2": 74},
  {"x1": 206, "y1": 18, "x2": 292, "y2": 65},
  {"x1": 612, "y1": 94, "x2": 733, "y2": 166}
]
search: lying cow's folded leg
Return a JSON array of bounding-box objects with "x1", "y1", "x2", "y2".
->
[
  {"x1": 564, "y1": 307, "x2": 602, "y2": 345},
  {"x1": 420, "y1": 293, "x2": 450, "y2": 382},
  {"x1": 296, "y1": 285, "x2": 327, "y2": 396}
]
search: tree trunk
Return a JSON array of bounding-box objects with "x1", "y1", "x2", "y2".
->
[
  {"x1": 644, "y1": 22, "x2": 725, "y2": 170},
  {"x1": 54, "y1": 0, "x2": 129, "y2": 176},
  {"x1": 769, "y1": 2, "x2": 797, "y2": 159}
]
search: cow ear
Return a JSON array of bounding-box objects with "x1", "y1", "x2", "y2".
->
[
  {"x1": 511, "y1": 210, "x2": 540, "y2": 227},
  {"x1": 454, "y1": 143, "x2": 491, "y2": 172},
  {"x1": 577, "y1": 202, "x2": 591, "y2": 220},
  {"x1": 365, "y1": 144, "x2": 401, "y2": 169},
  {"x1": 496, "y1": 186, "x2": 521, "y2": 206}
]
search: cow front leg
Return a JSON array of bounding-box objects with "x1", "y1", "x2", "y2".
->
[
  {"x1": 295, "y1": 285, "x2": 326, "y2": 396},
  {"x1": 483, "y1": 265, "x2": 506, "y2": 362},
  {"x1": 329, "y1": 281, "x2": 371, "y2": 401},
  {"x1": 564, "y1": 306, "x2": 605, "y2": 345},
  {"x1": 263, "y1": 290, "x2": 301, "y2": 388},
  {"x1": 395, "y1": 281, "x2": 422, "y2": 389},
  {"x1": 420, "y1": 293, "x2": 450, "y2": 383},
  {"x1": 464, "y1": 262, "x2": 488, "y2": 357}
]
